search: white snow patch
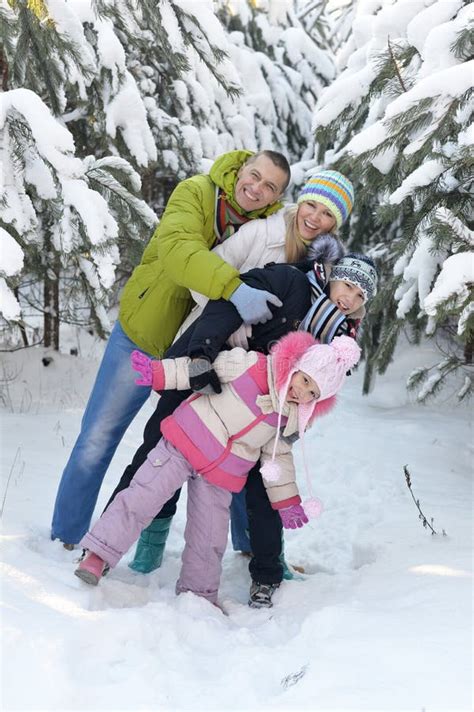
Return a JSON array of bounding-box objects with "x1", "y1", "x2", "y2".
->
[{"x1": 0, "y1": 334, "x2": 471, "y2": 711}]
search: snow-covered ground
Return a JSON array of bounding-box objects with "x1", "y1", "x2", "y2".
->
[{"x1": 0, "y1": 333, "x2": 472, "y2": 712}]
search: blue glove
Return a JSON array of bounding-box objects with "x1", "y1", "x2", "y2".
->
[{"x1": 229, "y1": 283, "x2": 282, "y2": 325}]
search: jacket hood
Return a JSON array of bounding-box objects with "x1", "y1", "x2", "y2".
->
[{"x1": 209, "y1": 150, "x2": 283, "y2": 219}]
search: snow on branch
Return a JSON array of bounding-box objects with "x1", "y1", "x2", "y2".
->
[
  {"x1": 389, "y1": 160, "x2": 446, "y2": 205},
  {"x1": 0, "y1": 228, "x2": 24, "y2": 320},
  {"x1": 0, "y1": 227, "x2": 23, "y2": 277},
  {"x1": 1, "y1": 88, "x2": 81, "y2": 177},
  {"x1": 386, "y1": 60, "x2": 473, "y2": 119},
  {"x1": 394, "y1": 236, "x2": 444, "y2": 319},
  {"x1": 105, "y1": 73, "x2": 157, "y2": 167},
  {"x1": 435, "y1": 208, "x2": 474, "y2": 248},
  {"x1": 423, "y1": 252, "x2": 474, "y2": 334},
  {"x1": 0, "y1": 86, "x2": 154, "y2": 329}
]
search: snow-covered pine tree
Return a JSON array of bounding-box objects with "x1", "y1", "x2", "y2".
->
[
  {"x1": 216, "y1": 0, "x2": 336, "y2": 164},
  {"x1": 0, "y1": 0, "x2": 157, "y2": 347},
  {"x1": 312, "y1": 0, "x2": 473, "y2": 400},
  {"x1": 88, "y1": 0, "x2": 242, "y2": 211},
  {"x1": 0, "y1": 88, "x2": 157, "y2": 347},
  {"x1": 296, "y1": 0, "x2": 353, "y2": 57}
]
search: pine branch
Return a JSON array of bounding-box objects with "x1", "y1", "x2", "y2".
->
[
  {"x1": 450, "y1": 25, "x2": 474, "y2": 62},
  {"x1": 86, "y1": 167, "x2": 157, "y2": 229},
  {"x1": 403, "y1": 465, "x2": 447, "y2": 536},
  {"x1": 0, "y1": 339, "x2": 44, "y2": 352},
  {"x1": 1, "y1": 46, "x2": 9, "y2": 91},
  {"x1": 298, "y1": 1, "x2": 327, "y2": 22},
  {"x1": 167, "y1": 3, "x2": 241, "y2": 99}
]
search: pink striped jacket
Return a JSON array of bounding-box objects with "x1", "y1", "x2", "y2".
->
[{"x1": 152, "y1": 332, "x2": 335, "y2": 510}]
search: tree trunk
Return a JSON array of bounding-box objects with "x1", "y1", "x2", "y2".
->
[
  {"x1": 362, "y1": 317, "x2": 383, "y2": 394},
  {"x1": 362, "y1": 357, "x2": 374, "y2": 395},
  {"x1": 43, "y1": 248, "x2": 61, "y2": 351},
  {"x1": 53, "y1": 258, "x2": 60, "y2": 350},
  {"x1": 44, "y1": 269, "x2": 52, "y2": 349},
  {"x1": 13, "y1": 288, "x2": 29, "y2": 347},
  {"x1": 1, "y1": 48, "x2": 8, "y2": 92},
  {"x1": 464, "y1": 338, "x2": 473, "y2": 365}
]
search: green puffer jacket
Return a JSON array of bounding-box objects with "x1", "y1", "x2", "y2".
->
[{"x1": 119, "y1": 150, "x2": 283, "y2": 357}]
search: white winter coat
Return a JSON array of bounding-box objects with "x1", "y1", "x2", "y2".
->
[{"x1": 174, "y1": 207, "x2": 291, "y2": 339}]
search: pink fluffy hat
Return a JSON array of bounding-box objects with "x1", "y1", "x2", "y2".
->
[
  {"x1": 262, "y1": 332, "x2": 361, "y2": 517},
  {"x1": 292, "y1": 335, "x2": 361, "y2": 433}
]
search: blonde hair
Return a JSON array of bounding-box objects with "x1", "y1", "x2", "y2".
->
[{"x1": 283, "y1": 205, "x2": 337, "y2": 263}]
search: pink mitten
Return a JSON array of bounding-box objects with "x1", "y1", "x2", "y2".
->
[
  {"x1": 131, "y1": 350, "x2": 153, "y2": 386},
  {"x1": 279, "y1": 504, "x2": 309, "y2": 530}
]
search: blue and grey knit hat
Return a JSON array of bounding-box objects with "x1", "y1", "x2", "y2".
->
[
  {"x1": 297, "y1": 170, "x2": 354, "y2": 229},
  {"x1": 329, "y1": 253, "x2": 378, "y2": 302}
]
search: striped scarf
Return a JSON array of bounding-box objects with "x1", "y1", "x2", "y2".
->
[
  {"x1": 214, "y1": 188, "x2": 252, "y2": 244},
  {"x1": 299, "y1": 264, "x2": 358, "y2": 343}
]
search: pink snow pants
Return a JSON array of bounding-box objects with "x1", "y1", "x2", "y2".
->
[{"x1": 80, "y1": 439, "x2": 232, "y2": 604}]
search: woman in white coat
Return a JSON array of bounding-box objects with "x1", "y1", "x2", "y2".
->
[{"x1": 176, "y1": 189, "x2": 345, "y2": 341}]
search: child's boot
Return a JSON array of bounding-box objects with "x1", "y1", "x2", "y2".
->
[
  {"x1": 281, "y1": 556, "x2": 305, "y2": 580},
  {"x1": 280, "y1": 533, "x2": 305, "y2": 580},
  {"x1": 128, "y1": 516, "x2": 173, "y2": 574},
  {"x1": 248, "y1": 581, "x2": 280, "y2": 608},
  {"x1": 75, "y1": 551, "x2": 106, "y2": 585}
]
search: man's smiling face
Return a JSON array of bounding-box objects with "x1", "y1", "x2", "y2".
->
[{"x1": 234, "y1": 155, "x2": 287, "y2": 212}]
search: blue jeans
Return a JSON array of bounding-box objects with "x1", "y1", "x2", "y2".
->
[
  {"x1": 230, "y1": 489, "x2": 251, "y2": 553},
  {"x1": 51, "y1": 322, "x2": 153, "y2": 543}
]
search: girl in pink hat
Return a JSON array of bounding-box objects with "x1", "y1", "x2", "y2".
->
[{"x1": 75, "y1": 333, "x2": 360, "y2": 607}]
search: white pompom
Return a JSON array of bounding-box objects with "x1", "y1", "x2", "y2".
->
[
  {"x1": 261, "y1": 460, "x2": 281, "y2": 482},
  {"x1": 303, "y1": 497, "x2": 323, "y2": 518}
]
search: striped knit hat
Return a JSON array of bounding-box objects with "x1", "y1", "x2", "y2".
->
[{"x1": 297, "y1": 170, "x2": 354, "y2": 229}]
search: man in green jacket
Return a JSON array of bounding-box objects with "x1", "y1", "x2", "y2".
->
[{"x1": 51, "y1": 150, "x2": 291, "y2": 546}]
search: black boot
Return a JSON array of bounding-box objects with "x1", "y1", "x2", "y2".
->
[{"x1": 248, "y1": 581, "x2": 280, "y2": 608}]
